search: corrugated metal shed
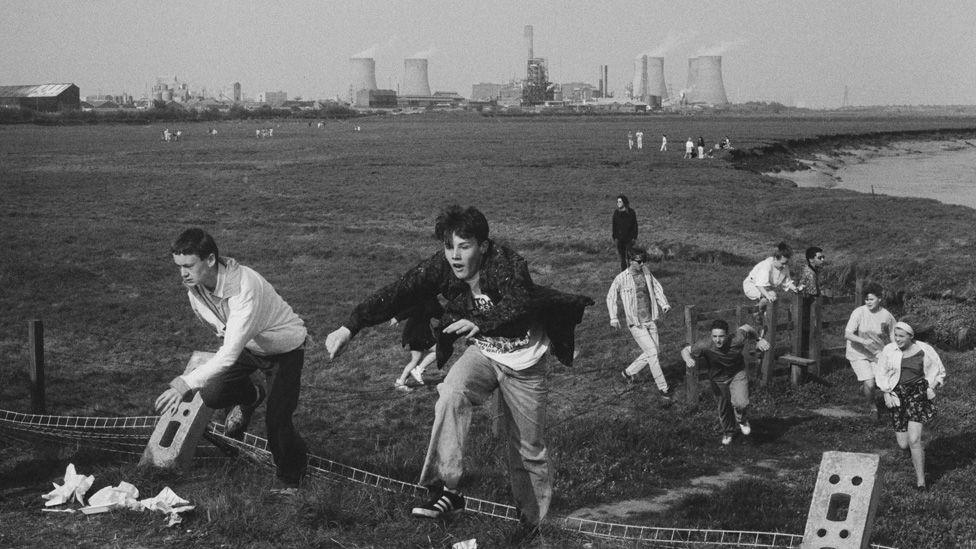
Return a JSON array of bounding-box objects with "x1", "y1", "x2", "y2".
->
[{"x1": 0, "y1": 84, "x2": 76, "y2": 98}]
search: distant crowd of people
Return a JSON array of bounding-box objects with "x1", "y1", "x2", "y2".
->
[{"x1": 625, "y1": 131, "x2": 733, "y2": 158}]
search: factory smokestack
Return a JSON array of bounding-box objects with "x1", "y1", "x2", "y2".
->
[
  {"x1": 402, "y1": 57, "x2": 431, "y2": 96},
  {"x1": 349, "y1": 57, "x2": 378, "y2": 93},
  {"x1": 685, "y1": 57, "x2": 701, "y2": 103},
  {"x1": 694, "y1": 55, "x2": 729, "y2": 104},
  {"x1": 646, "y1": 56, "x2": 668, "y2": 102},
  {"x1": 524, "y1": 25, "x2": 534, "y2": 60},
  {"x1": 632, "y1": 55, "x2": 649, "y2": 101}
]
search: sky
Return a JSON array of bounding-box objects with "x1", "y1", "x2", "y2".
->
[{"x1": 2, "y1": 0, "x2": 974, "y2": 108}]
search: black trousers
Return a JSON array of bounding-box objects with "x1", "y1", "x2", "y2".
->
[
  {"x1": 199, "y1": 346, "x2": 308, "y2": 485},
  {"x1": 615, "y1": 239, "x2": 633, "y2": 272}
]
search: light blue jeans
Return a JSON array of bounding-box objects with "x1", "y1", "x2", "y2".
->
[
  {"x1": 419, "y1": 345, "x2": 551, "y2": 524},
  {"x1": 624, "y1": 322, "x2": 669, "y2": 392}
]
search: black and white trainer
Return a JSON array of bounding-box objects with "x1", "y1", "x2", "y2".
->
[{"x1": 411, "y1": 488, "x2": 465, "y2": 519}]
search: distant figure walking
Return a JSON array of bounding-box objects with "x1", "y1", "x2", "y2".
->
[
  {"x1": 627, "y1": 131, "x2": 634, "y2": 151},
  {"x1": 635, "y1": 130, "x2": 644, "y2": 151},
  {"x1": 611, "y1": 195, "x2": 638, "y2": 272},
  {"x1": 684, "y1": 137, "x2": 694, "y2": 159},
  {"x1": 697, "y1": 136, "x2": 705, "y2": 159},
  {"x1": 607, "y1": 246, "x2": 673, "y2": 401},
  {"x1": 162, "y1": 129, "x2": 171, "y2": 142},
  {"x1": 660, "y1": 134, "x2": 668, "y2": 152}
]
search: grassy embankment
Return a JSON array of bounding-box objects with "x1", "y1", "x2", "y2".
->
[{"x1": 2, "y1": 114, "x2": 976, "y2": 548}]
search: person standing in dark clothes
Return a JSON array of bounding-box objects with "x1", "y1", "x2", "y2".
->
[{"x1": 612, "y1": 195, "x2": 638, "y2": 272}]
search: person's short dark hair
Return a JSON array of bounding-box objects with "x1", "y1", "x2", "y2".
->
[
  {"x1": 434, "y1": 205, "x2": 489, "y2": 245},
  {"x1": 616, "y1": 194, "x2": 630, "y2": 208},
  {"x1": 805, "y1": 246, "x2": 823, "y2": 261},
  {"x1": 863, "y1": 282, "x2": 884, "y2": 301},
  {"x1": 774, "y1": 241, "x2": 793, "y2": 260},
  {"x1": 626, "y1": 245, "x2": 648, "y2": 263},
  {"x1": 171, "y1": 228, "x2": 219, "y2": 261},
  {"x1": 710, "y1": 319, "x2": 730, "y2": 333}
]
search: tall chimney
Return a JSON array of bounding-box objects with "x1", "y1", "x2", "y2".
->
[
  {"x1": 350, "y1": 57, "x2": 378, "y2": 93},
  {"x1": 685, "y1": 57, "x2": 701, "y2": 103},
  {"x1": 647, "y1": 56, "x2": 668, "y2": 101},
  {"x1": 632, "y1": 55, "x2": 649, "y2": 101},
  {"x1": 524, "y1": 25, "x2": 534, "y2": 60},
  {"x1": 403, "y1": 57, "x2": 431, "y2": 96},
  {"x1": 604, "y1": 65, "x2": 609, "y2": 97},
  {"x1": 694, "y1": 55, "x2": 729, "y2": 104}
]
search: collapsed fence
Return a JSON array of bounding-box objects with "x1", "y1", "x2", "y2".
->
[{"x1": 0, "y1": 408, "x2": 897, "y2": 549}]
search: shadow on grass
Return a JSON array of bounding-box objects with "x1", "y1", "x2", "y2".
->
[
  {"x1": 926, "y1": 430, "x2": 976, "y2": 485},
  {"x1": 748, "y1": 414, "x2": 817, "y2": 445}
]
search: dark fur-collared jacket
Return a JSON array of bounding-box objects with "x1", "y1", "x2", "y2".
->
[{"x1": 344, "y1": 240, "x2": 595, "y2": 368}]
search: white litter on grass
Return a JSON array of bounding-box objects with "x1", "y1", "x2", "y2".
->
[
  {"x1": 452, "y1": 540, "x2": 477, "y2": 549},
  {"x1": 41, "y1": 463, "x2": 94, "y2": 507},
  {"x1": 140, "y1": 487, "x2": 195, "y2": 526},
  {"x1": 39, "y1": 465, "x2": 193, "y2": 526},
  {"x1": 81, "y1": 481, "x2": 142, "y2": 513}
]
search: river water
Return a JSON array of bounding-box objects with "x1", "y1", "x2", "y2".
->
[{"x1": 778, "y1": 140, "x2": 976, "y2": 210}]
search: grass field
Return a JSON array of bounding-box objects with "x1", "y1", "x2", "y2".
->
[{"x1": 2, "y1": 113, "x2": 976, "y2": 548}]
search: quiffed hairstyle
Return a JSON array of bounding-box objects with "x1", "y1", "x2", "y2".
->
[
  {"x1": 171, "y1": 228, "x2": 219, "y2": 261},
  {"x1": 863, "y1": 282, "x2": 884, "y2": 301},
  {"x1": 710, "y1": 319, "x2": 730, "y2": 333},
  {"x1": 616, "y1": 194, "x2": 630, "y2": 208},
  {"x1": 773, "y1": 241, "x2": 793, "y2": 260},
  {"x1": 434, "y1": 206, "x2": 489, "y2": 245},
  {"x1": 805, "y1": 246, "x2": 823, "y2": 261},
  {"x1": 627, "y1": 245, "x2": 649, "y2": 264}
]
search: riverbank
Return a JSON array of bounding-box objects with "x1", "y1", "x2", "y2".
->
[{"x1": 761, "y1": 139, "x2": 976, "y2": 209}]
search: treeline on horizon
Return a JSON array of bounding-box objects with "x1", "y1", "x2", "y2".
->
[{"x1": 0, "y1": 103, "x2": 360, "y2": 125}]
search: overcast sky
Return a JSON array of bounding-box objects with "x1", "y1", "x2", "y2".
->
[{"x1": 2, "y1": 0, "x2": 973, "y2": 107}]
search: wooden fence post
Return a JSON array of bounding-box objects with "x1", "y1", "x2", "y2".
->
[
  {"x1": 760, "y1": 299, "x2": 777, "y2": 387},
  {"x1": 810, "y1": 296, "x2": 823, "y2": 376},
  {"x1": 684, "y1": 305, "x2": 699, "y2": 405},
  {"x1": 792, "y1": 292, "x2": 803, "y2": 356},
  {"x1": 28, "y1": 319, "x2": 46, "y2": 414}
]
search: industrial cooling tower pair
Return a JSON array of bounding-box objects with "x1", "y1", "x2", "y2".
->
[
  {"x1": 632, "y1": 55, "x2": 729, "y2": 105},
  {"x1": 349, "y1": 56, "x2": 431, "y2": 96}
]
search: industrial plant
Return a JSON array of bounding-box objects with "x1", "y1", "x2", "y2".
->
[{"x1": 1, "y1": 24, "x2": 735, "y2": 114}]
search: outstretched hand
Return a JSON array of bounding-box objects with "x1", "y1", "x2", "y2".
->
[
  {"x1": 444, "y1": 319, "x2": 480, "y2": 338},
  {"x1": 756, "y1": 338, "x2": 771, "y2": 352},
  {"x1": 326, "y1": 326, "x2": 352, "y2": 360}
]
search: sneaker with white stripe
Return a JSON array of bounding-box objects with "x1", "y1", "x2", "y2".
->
[{"x1": 411, "y1": 488, "x2": 465, "y2": 519}]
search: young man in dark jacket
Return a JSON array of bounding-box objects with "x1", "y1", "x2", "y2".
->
[{"x1": 326, "y1": 206, "x2": 593, "y2": 529}]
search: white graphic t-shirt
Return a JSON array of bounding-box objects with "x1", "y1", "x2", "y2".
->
[{"x1": 470, "y1": 293, "x2": 549, "y2": 371}]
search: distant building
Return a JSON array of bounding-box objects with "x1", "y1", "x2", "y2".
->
[
  {"x1": 471, "y1": 83, "x2": 503, "y2": 101},
  {"x1": 233, "y1": 82, "x2": 242, "y2": 102},
  {"x1": 397, "y1": 91, "x2": 465, "y2": 109},
  {"x1": 561, "y1": 82, "x2": 597, "y2": 102},
  {"x1": 0, "y1": 83, "x2": 80, "y2": 112},
  {"x1": 261, "y1": 91, "x2": 287, "y2": 107},
  {"x1": 355, "y1": 89, "x2": 397, "y2": 108}
]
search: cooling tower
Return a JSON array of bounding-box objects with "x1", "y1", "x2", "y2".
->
[
  {"x1": 646, "y1": 57, "x2": 668, "y2": 101},
  {"x1": 632, "y1": 56, "x2": 649, "y2": 101},
  {"x1": 403, "y1": 57, "x2": 431, "y2": 96},
  {"x1": 349, "y1": 57, "x2": 378, "y2": 93},
  {"x1": 685, "y1": 57, "x2": 701, "y2": 102},
  {"x1": 694, "y1": 55, "x2": 728, "y2": 104}
]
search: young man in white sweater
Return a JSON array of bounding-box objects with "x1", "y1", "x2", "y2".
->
[{"x1": 156, "y1": 228, "x2": 308, "y2": 493}]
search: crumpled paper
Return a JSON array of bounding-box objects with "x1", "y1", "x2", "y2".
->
[
  {"x1": 42, "y1": 463, "x2": 94, "y2": 507},
  {"x1": 140, "y1": 487, "x2": 196, "y2": 526},
  {"x1": 82, "y1": 481, "x2": 142, "y2": 512},
  {"x1": 452, "y1": 540, "x2": 478, "y2": 549}
]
